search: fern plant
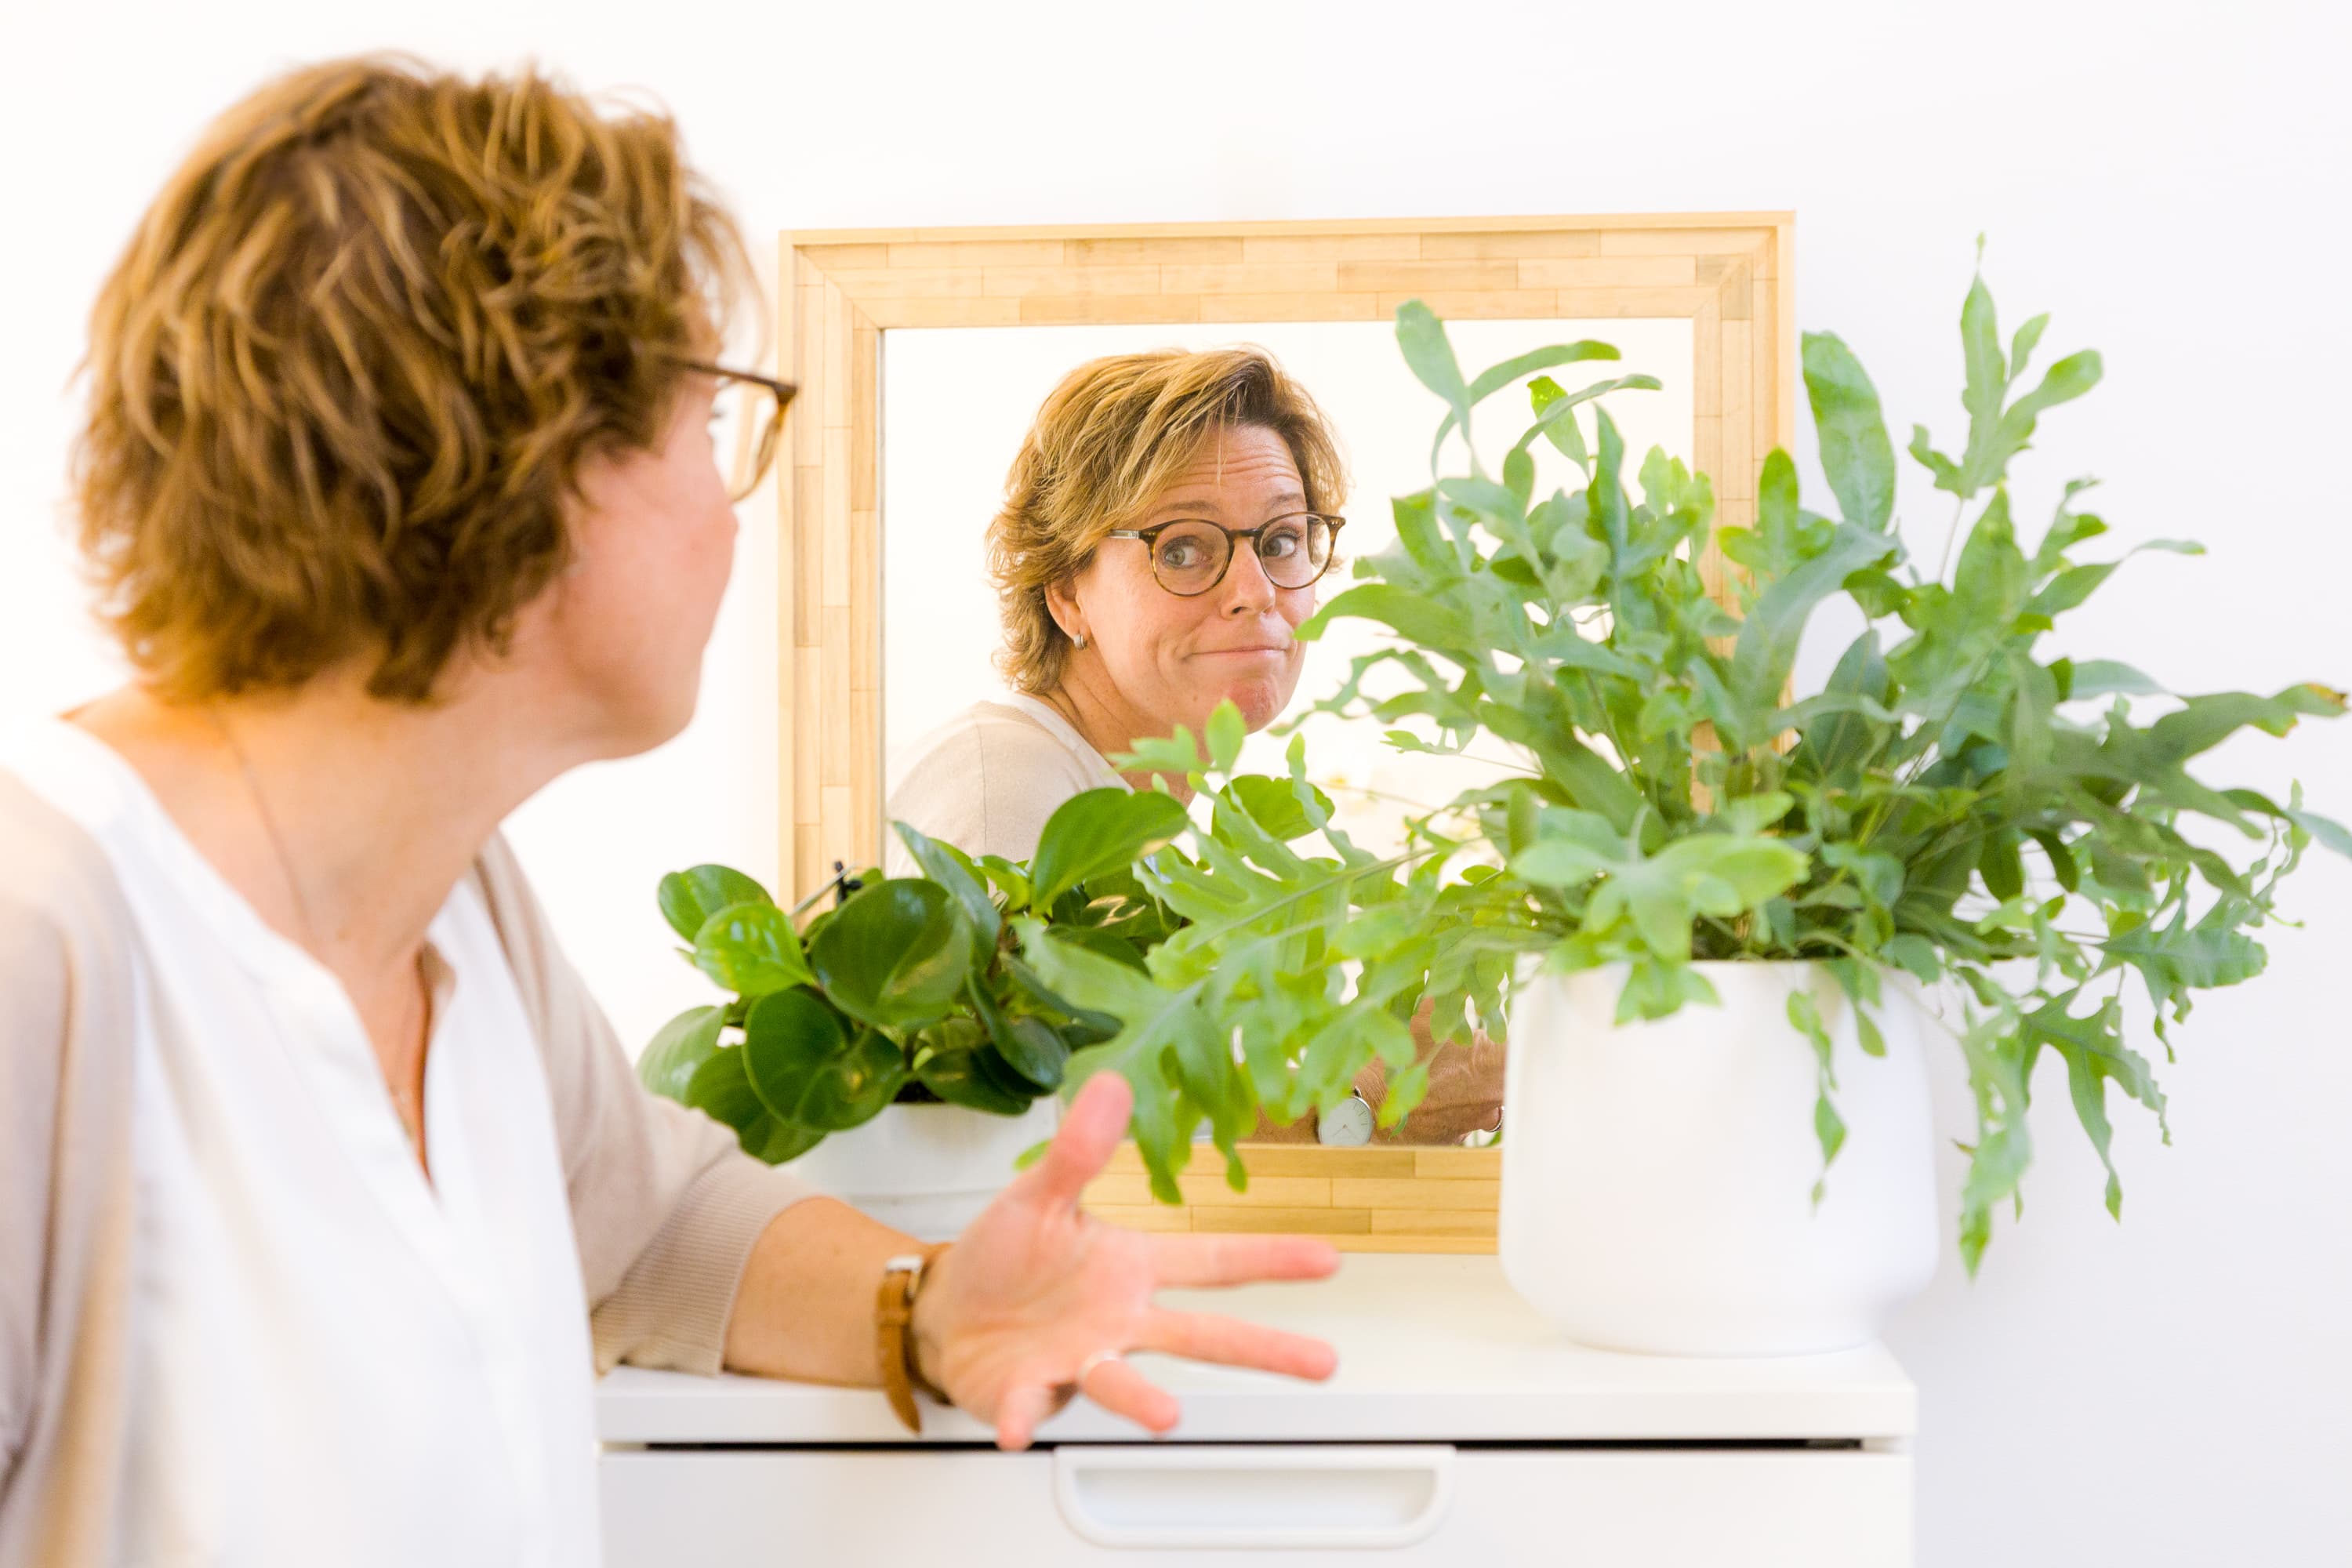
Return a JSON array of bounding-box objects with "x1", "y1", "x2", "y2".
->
[{"x1": 1016, "y1": 258, "x2": 2347, "y2": 1269}]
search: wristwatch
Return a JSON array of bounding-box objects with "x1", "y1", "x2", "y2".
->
[
  {"x1": 1316, "y1": 1088, "x2": 1374, "y2": 1146},
  {"x1": 876, "y1": 1243, "x2": 953, "y2": 1433}
]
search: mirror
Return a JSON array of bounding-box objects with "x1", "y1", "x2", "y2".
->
[
  {"x1": 773, "y1": 216, "x2": 1793, "y2": 1250},
  {"x1": 881, "y1": 317, "x2": 1695, "y2": 858}
]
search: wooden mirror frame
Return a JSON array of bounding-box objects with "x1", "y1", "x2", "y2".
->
[{"x1": 772, "y1": 213, "x2": 1795, "y2": 1250}]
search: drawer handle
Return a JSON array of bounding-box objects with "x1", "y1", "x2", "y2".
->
[{"x1": 1051, "y1": 1444, "x2": 1454, "y2": 1550}]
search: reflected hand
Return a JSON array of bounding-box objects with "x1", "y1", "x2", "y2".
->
[{"x1": 912, "y1": 1073, "x2": 1342, "y2": 1450}]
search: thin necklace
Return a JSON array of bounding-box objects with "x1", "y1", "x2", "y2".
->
[
  {"x1": 205, "y1": 704, "x2": 325, "y2": 953},
  {"x1": 1043, "y1": 684, "x2": 1185, "y2": 799},
  {"x1": 1039, "y1": 685, "x2": 1094, "y2": 748},
  {"x1": 207, "y1": 705, "x2": 429, "y2": 1153}
]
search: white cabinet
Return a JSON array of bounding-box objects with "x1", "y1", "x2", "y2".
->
[
  {"x1": 598, "y1": 1256, "x2": 1915, "y2": 1566},
  {"x1": 602, "y1": 1446, "x2": 1909, "y2": 1564}
]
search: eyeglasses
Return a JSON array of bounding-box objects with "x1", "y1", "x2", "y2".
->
[
  {"x1": 1104, "y1": 514, "x2": 1345, "y2": 597},
  {"x1": 665, "y1": 356, "x2": 797, "y2": 503}
]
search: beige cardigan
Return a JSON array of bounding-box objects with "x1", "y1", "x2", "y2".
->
[{"x1": 0, "y1": 771, "x2": 819, "y2": 1565}]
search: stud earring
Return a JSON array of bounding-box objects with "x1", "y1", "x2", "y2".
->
[{"x1": 1073, "y1": 632, "x2": 1090, "y2": 651}]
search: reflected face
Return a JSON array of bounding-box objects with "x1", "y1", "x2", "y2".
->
[
  {"x1": 1054, "y1": 423, "x2": 1319, "y2": 737},
  {"x1": 521, "y1": 368, "x2": 740, "y2": 757}
]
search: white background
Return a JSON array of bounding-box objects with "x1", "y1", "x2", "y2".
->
[{"x1": 5, "y1": 3, "x2": 2345, "y2": 1562}]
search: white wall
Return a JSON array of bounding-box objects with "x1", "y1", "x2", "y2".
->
[{"x1": 5, "y1": 2, "x2": 2344, "y2": 1561}]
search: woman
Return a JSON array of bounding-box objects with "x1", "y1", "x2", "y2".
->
[
  {"x1": 887, "y1": 349, "x2": 1504, "y2": 1145},
  {"x1": 0, "y1": 58, "x2": 1341, "y2": 1565}
]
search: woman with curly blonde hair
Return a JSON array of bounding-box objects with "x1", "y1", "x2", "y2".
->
[{"x1": 0, "y1": 56, "x2": 1340, "y2": 1564}]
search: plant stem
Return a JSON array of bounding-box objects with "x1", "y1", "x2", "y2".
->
[
  {"x1": 1578, "y1": 668, "x2": 1644, "y2": 806},
  {"x1": 1167, "y1": 848, "x2": 1433, "y2": 950},
  {"x1": 1935, "y1": 494, "x2": 1967, "y2": 583}
]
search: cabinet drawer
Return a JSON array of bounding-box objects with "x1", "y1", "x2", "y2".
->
[{"x1": 601, "y1": 1443, "x2": 1911, "y2": 1566}]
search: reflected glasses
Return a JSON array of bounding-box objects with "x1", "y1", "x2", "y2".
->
[
  {"x1": 666, "y1": 356, "x2": 797, "y2": 502},
  {"x1": 1105, "y1": 514, "x2": 1345, "y2": 597}
]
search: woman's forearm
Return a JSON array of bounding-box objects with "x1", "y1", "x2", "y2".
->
[{"x1": 720, "y1": 1196, "x2": 921, "y2": 1385}]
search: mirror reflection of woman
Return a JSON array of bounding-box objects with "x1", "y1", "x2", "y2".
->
[{"x1": 887, "y1": 350, "x2": 1504, "y2": 1145}]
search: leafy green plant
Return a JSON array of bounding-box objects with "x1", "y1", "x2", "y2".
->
[
  {"x1": 1015, "y1": 258, "x2": 2347, "y2": 1269},
  {"x1": 637, "y1": 791, "x2": 1192, "y2": 1162}
]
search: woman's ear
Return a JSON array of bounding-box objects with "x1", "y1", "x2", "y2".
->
[{"x1": 1044, "y1": 577, "x2": 1088, "y2": 651}]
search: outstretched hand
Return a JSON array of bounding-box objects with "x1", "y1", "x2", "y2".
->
[{"x1": 910, "y1": 1073, "x2": 1342, "y2": 1450}]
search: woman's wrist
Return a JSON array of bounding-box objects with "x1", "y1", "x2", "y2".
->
[
  {"x1": 908, "y1": 1246, "x2": 953, "y2": 1396},
  {"x1": 1353, "y1": 1060, "x2": 1394, "y2": 1137}
]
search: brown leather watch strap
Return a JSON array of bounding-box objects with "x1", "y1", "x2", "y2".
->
[{"x1": 876, "y1": 1242, "x2": 954, "y2": 1434}]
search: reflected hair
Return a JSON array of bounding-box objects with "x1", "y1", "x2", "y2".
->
[
  {"x1": 988, "y1": 346, "x2": 1348, "y2": 695},
  {"x1": 72, "y1": 53, "x2": 755, "y2": 702}
]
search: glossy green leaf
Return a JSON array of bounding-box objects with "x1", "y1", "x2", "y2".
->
[
  {"x1": 1821, "y1": 842, "x2": 1904, "y2": 909},
  {"x1": 1214, "y1": 774, "x2": 1336, "y2": 843},
  {"x1": 893, "y1": 820, "x2": 1002, "y2": 946},
  {"x1": 1511, "y1": 838, "x2": 1615, "y2": 887},
  {"x1": 2061, "y1": 1041, "x2": 2124, "y2": 1220},
  {"x1": 1465, "y1": 341, "x2": 1621, "y2": 413},
  {"x1": 2105, "y1": 920, "x2": 2266, "y2": 1001},
  {"x1": 1299, "y1": 583, "x2": 1477, "y2": 650},
  {"x1": 808, "y1": 879, "x2": 977, "y2": 1029},
  {"x1": 1204, "y1": 700, "x2": 1247, "y2": 772},
  {"x1": 1396, "y1": 299, "x2": 1472, "y2": 462},
  {"x1": 742, "y1": 988, "x2": 907, "y2": 1131},
  {"x1": 638, "y1": 1005, "x2": 726, "y2": 1102},
  {"x1": 1421, "y1": 339, "x2": 1631, "y2": 484},
  {"x1": 1613, "y1": 957, "x2": 1721, "y2": 1022},
  {"x1": 915, "y1": 1017, "x2": 1040, "y2": 1116},
  {"x1": 1953, "y1": 263, "x2": 2007, "y2": 496},
  {"x1": 1028, "y1": 789, "x2": 1192, "y2": 911},
  {"x1": 1880, "y1": 934, "x2": 1943, "y2": 985},
  {"x1": 1802, "y1": 331, "x2": 1896, "y2": 530},
  {"x1": 1526, "y1": 375, "x2": 1591, "y2": 469},
  {"x1": 1785, "y1": 989, "x2": 1846, "y2": 1207},
  {"x1": 684, "y1": 1044, "x2": 823, "y2": 1164},
  {"x1": 1979, "y1": 829, "x2": 2025, "y2": 902},
  {"x1": 1730, "y1": 522, "x2": 1898, "y2": 717},
  {"x1": 974, "y1": 855, "x2": 1034, "y2": 913},
  {"x1": 974, "y1": 991, "x2": 1070, "y2": 1092},
  {"x1": 2065, "y1": 659, "x2": 2164, "y2": 699},
  {"x1": 691, "y1": 902, "x2": 815, "y2": 999},
  {"x1": 2009, "y1": 312, "x2": 2050, "y2": 380},
  {"x1": 2286, "y1": 805, "x2": 2352, "y2": 859},
  {"x1": 1519, "y1": 374, "x2": 1661, "y2": 471},
  {"x1": 659, "y1": 864, "x2": 774, "y2": 943}
]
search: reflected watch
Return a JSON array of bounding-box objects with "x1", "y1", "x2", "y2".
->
[{"x1": 1316, "y1": 1087, "x2": 1375, "y2": 1146}]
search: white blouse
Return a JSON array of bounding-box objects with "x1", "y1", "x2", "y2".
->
[
  {"x1": 883, "y1": 692, "x2": 1131, "y2": 874},
  {"x1": 0, "y1": 719, "x2": 598, "y2": 1567}
]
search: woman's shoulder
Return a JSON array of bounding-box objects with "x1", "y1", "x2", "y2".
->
[
  {"x1": 891, "y1": 697, "x2": 1109, "y2": 791},
  {"x1": 0, "y1": 768, "x2": 140, "y2": 1175},
  {"x1": 0, "y1": 767, "x2": 130, "y2": 958},
  {"x1": 885, "y1": 697, "x2": 1116, "y2": 866}
]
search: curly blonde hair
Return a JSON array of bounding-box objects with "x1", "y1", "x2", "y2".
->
[
  {"x1": 988, "y1": 347, "x2": 1347, "y2": 695},
  {"x1": 71, "y1": 54, "x2": 753, "y2": 702}
]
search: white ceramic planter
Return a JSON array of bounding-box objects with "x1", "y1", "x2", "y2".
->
[
  {"x1": 1499, "y1": 961, "x2": 1939, "y2": 1356},
  {"x1": 782, "y1": 1097, "x2": 1062, "y2": 1241}
]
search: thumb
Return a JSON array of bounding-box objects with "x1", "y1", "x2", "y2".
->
[{"x1": 1025, "y1": 1069, "x2": 1132, "y2": 1210}]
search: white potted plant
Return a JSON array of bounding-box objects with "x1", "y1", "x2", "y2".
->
[
  {"x1": 637, "y1": 793, "x2": 1189, "y2": 1237},
  {"x1": 1011, "y1": 260, "x2": 2348, "y2": 1354}
]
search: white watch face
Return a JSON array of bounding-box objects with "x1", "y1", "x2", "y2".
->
[{"x1": 1317, "y1": 1093, "x2": 1375, "y2": 1146}]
